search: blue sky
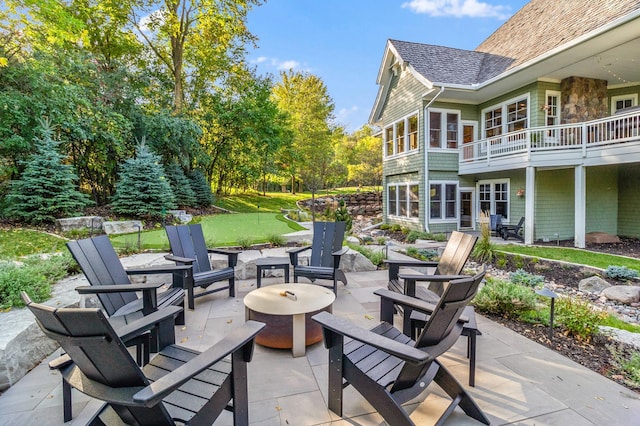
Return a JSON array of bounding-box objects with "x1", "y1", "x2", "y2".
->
[{"x1": 246, "y1": 0, "x2": 530, "y2": 132}]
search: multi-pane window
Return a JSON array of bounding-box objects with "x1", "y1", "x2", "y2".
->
[
  {"x1": 611, "y1": 94, "x2": 638, "y2": 113},
  {"x1": 383, "y1": 112, "x2": 419, "y2": 157},
  {"x1": 429, "y1": 182, "x2": 457, "y2": 220},
  {"x1": 429, "y1": 109, "x2": 459, "y2": 149},
  {"x1": 484, "y1": 96, "x2": 528, "y2": 138},
  {"x1": 387, "y1": 183, "x2": 419, "y2": 218},
  {"x1": 546, "y1": 92, "x2": 560, "y2": 126},
  {"x1": 477, "y1": 180, "x2": 509, "y2": 220}
]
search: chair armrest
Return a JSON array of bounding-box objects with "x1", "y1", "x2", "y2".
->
[
  {"x1": 385, "y1": 259, "x2": 439, "y2": 281},
  {"x1": 312, "y1": 311, "x2": 430, "y2": 364},
  {"x1": 75, "y1": 282, "x2": 163, "y2": 294},
  {"x1": 164, "y1": 254, "x2": 194, "y2": 265},
  {"x1": 332, "y1": 247, "x2": 349, "y2": 257},
  {"x1": 126, "y1": 264, "x2": 192, "y2": 275},
  {"x1": 49, "y1": 354, "x2": 72, "y2": 370},
  {"x1": 374, "y1": 288, "x2": 438, "y2": 316},
  {"x1": 116, "y1": 306, "x2": 183, "y2": 343},
  {"x1": 133, "y1": 320, "x2": 265, "y2": 407},
  {"x1": 397, "y1": 273, "x2": 469, "y2": 282},
  {"x1": 208, "y1": 248, "x2": 240, "y2": 268},
  {"x1": 288, "y1": 245, "x2": 311, "y2": 265}
]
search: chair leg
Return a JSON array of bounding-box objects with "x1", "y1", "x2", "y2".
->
[
  {"x1": 229, "y1": 276, "x2": 236, "y2": 297},
  {"x1": 434, "y1": 361, "x2": 490, "y2": 425},
  {"x1": 63, "y1": 378, "x2": 72, "y2": 422},
  {"x1": 468, "y1": 330, "x2": 477, "y2": 387}
]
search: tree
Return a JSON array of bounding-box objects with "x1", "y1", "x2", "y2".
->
[
  {"x1": 110, "y1": 142, "x2": 176, "y2": 217},
  {"x1": 164, "y1": 163, "x2": 197, "y2": 208},
  {"x1": 4, "y1": 121, "x2": 93, "y2": 223},
  {"x1": 188, "y1": 169, "x2": 214, "y2": 208}
]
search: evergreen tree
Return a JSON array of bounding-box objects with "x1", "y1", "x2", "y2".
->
[
  {"x1": 5, "y1": 122, "x2": 93, "y2": 223},
  {"x1": 110, "y1": 143, "x2": 176, "y2": 217},
  {"x1": 164, "y1": 163, "x2": 197, "y2": 208},
  {"x1": 334, "y1": 199, "x2": 352, "y2": 231},
  {"x1": 188, "y1": 169, "x2": 214, "y2": 207}
]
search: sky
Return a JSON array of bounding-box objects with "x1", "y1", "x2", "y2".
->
[{"x1": 246, "y1": 0, "x2": 530, "y2": 132}]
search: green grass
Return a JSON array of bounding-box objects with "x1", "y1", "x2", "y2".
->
[
  {"x1": 110, "y1": 212, "x2": 306, "y2": 249},
  {"x1": 498, "y1": 244, "x2": 640, "y2": 272},
  {"x1": 0, "y1": 229, "x2": 68, "y2": 259},
  {"x1": 215, "y1": 191, "x2": 307, "y2": 213}
]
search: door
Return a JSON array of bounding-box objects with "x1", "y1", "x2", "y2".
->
[{"x1": 459, "y1": 190, "x2": 473, "y2": 228}]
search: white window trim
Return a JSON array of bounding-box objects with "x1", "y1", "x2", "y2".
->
[
  {"x1": 611, "y1": 94, "x2": 638, "y2": 113},
  {"x1": 428, "y1": 180, "x2": 458, "y2": 223},
  {"x1": 426, "y1": 108, "x2": 461, "y2": 151},
  {"x1": 383, "y1": 111, "x2": 420, "y2": 159},
  {"x1": 480, "y1": 94, "x2": 530, "y2": 138},
  {"x1": 386, "y1": 181, "x2": 420, "y2": 220},
  {"x1": 476, "y1": 178, "x2": 511, "y2": 221},
  {"x1": 544, "y1": 90, "x2": 561, "y2": 125}
]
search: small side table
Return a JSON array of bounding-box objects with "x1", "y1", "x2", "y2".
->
[{"x1": 256, "y1": 257, "x2": 290, "y2": 288}]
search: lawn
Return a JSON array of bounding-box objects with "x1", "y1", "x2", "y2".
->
[{"x1": 0, "y1": 229, "x2": 68, "y2": 259}]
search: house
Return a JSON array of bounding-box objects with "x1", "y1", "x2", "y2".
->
[{"x1": 370, "y1": 0, "x2": 640, "y2": 248}]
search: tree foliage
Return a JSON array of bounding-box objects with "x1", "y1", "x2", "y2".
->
[
  {"x1": 4, "y1": 121, "x2": 93, "y2": 223},
  {"x1": 110, "y1": 143, "x2": 176, "y2": 217},
  {"x1": 164, "y1": 163, "x2": 197, "y2": 208}
]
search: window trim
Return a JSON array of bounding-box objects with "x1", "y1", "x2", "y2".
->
[
  {"x1": 611, "y1": 94, "x2": 638, "y2": 113},
  {"x1": 383, "y1": 111, "x2": 420, "y2": 158},
  {"x1": 426, "y1": 108, "x2": 461, "y2": 151},
  {"x1": 481, "y1": 94, "x2": 530, "y2": 139},
  {"x1": 476, "y1": 178, "x2": 511, "y2": 222},
  {"x1": 429, "y1": 180, "x2": 458, "y2": 222},
  {"x1": 387, "y1": 181, "x2": 420, "y2": 220}
]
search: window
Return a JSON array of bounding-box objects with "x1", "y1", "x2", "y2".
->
[
  {"x1": 545, "y1": 91, "x2": 560, "y2": 126},
  {"x1": 611, "y1": 94, "x2": 638, "y2": 113},
  {"x1": 383, "y1": 112, "x2": 419, "y2": 157},
  {"x1": 483, "y1": 96, "x2": 528, "y2": 138},
  {"x1": 477, "y1": 180, "x2": 509, "y2": 220},
  {"x1": 387, "y1": 183, "x2": 419, "y2": 218},
  {"x1": 429, "y1": 182, "x2": 457, "y2": 220},
  {"x1": 429, "y1": 109, "x2": 459, "y2": 149}
]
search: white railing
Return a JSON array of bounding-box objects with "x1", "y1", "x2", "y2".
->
[{"x1": 460, "y1": 110, "x2": 640, "y2": 163}]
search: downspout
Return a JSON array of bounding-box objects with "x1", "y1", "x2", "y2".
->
[{"x1": 422, "y1": 86, "x2": 446, "y2": 233}]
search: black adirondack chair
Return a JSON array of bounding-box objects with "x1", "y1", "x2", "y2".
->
[
  {"x1": 385, "y1": 231, "x2": 481, "y2": 385},
  {"x1": 67, "y1": 235, "x2": 187, "y2": 327},
  {"x1": 501, "y1": 216, "x2": 525, "y2": 241},
  {"x1": 312, "y1": 271, "x2": 489, "y2": 426},
  {"x1": 288, "y1": 221, "x2": 348, "y2": 294},
  {"x1": 165, "y1": 224, "x2": 239, "y2": 309},
  {"x1": 24, "y1": 296, "x2": 265, "y2": 426}
]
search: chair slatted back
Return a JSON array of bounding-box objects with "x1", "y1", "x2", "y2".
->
[
  {"x1": 67, "y1": 236, "x2": 136, "y2": 317},
  {"x1": 166, "y1": 224, "x2": 212, "y2": 275},
  {"x1": 430, "y1": 231, "x2": 478, "y2": 296},
  {"x1": 393, "y1": 271, "x2": 485, "y2": 392},
  {"x1": 26, "y1": 302, "x2": 173, "y2": 424},
  {"x1": 310, "y1": 221, "x2": 346, "y2": 268}
]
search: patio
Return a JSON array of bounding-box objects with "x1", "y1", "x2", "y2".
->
[{"x1": 1, "y1": 268, "x2": 639, "y2": 425}]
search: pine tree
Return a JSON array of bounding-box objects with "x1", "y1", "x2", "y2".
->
[
  {"x1": 5, "y1": 122, "x2": 93, "y2": 223},
  {"x1": 164, "y1": 163, "x2": 197, "y2": 208},
  {"x1": 334, "y1": 199, "x2": 352, "y2": 231},
  {"x1": 110, "y1": 143, "x2": 176, "y2": 217},
  {"x1": 188, "y1": 169, "x2": 214, "y2": 208}
]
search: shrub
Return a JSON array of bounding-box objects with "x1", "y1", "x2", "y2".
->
[
  {"x1": 473, "y1": 277, "x2": 537, "y2": 317},
  {"x1": 267, "y1": 234, "x2": 285, "y2": 247},
  {"x1": 555, "y1": 296, "x2": 606, "y2": 341},
  {"x1": 510, "y1": 269, "x2": 545, "y2": 288},
  {"x1": 334, "y1": 200, "x2": 352, "y2": 231},
  {"x1": 376, "y1": 237, "x2": 387, "y2": 245},
  {"x1": 406, "y1": 230, "x2": 428, "y2": 243},
  {"x1": 472, "y1": 212, "x2": 497, "y2": 262},
  {"x1": 348, "y1": 244, "x2": 384, "y2": 266},
  {"x1": 605, "y1": 265, "x2": 639, "y2": 281},
  {"x1": 236, "y1": 236, "x2": 254, "y2": 249},
  {"x1": 405, "y1": 247, "x2": 438, "y2": 261},
  {"x1": 390, "y1": 224, "x2": 402, "y2": 232},
  {"x1": 609, "y1": 343, "x2": 640, "y2": 388}
]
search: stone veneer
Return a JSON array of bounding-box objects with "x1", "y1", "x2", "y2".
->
[{"x1": 560, "y1": 76, "x2": 608, "y2": 123}]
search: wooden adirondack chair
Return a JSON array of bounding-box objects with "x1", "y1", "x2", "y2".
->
[
  {"x1": 288, "y1": 221, "x2": 348, "y2": 294},
  {"x1": 165, "y1": 224, "x2": 239, "y2": 309},
  {"x1": 67, "y1": 235, "x2": 187, "y2": 327},
  {"x1": 385, "y1": 231, "x2": 481, "y2": 385},
  {"x1": 24, "y1": 295, "x2": 265, "y2": 426},
  {"x1": 312, "y1": 271, "x2": 489, "y2": 426},
  {"x1": 501, "y1": 216, "x2": 525, "y2": 241}
]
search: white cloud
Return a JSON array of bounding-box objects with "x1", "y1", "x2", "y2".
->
[
  {"x1": 402, "y1": 0, "x2": 510, "y2": 19},
  {"x1": 250, "y1": 56, "x2": 307, "y2": 72},
  {"x1": 138, "y1": 9, "x2": 166, "y2": 32},
  {"x1": 336, "y1": 105, "x2": 359, "y2": 125},
  {"x1": 277, "y1": 60, "x2": 300, "y2": 70}
]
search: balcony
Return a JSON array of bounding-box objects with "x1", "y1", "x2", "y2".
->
[{"x1": 459, "y1": 110, "x2": 640, "y2": 174}]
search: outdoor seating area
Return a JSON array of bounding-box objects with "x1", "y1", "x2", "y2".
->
[{"x1": 2, "y1": 254, "x2": 640, "y2": 425}]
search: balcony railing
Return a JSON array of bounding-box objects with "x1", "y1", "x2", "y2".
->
[{"x1": 460, "y1": 110, "x2": 640, "y2": 164}]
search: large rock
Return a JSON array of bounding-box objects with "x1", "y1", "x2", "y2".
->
[
  {"x1": 601, "y1": 285, "x2": 640, "y2": 304},
  {"x1": 578, "y1": 276, "x2": 611, "y2": 293},
  {"x1": 55, "y1": 216, "x2": 103, "y2": 232},
  {"x1": 103, "y1": 220, "x2": 143, "y2": 235}
]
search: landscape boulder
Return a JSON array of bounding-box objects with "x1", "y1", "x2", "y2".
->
[
  {"x1": 103, "y1": 220, "x2": 143, "y2": 235},
  {"x1": 55, "y1": 216, "x2": 103, "y2": 233},
  {"x1": 578, "y1": 276, "x2": 611, "y2": 293},
  {"x1": 601, "y1": 285, "x2": 640, "y2": 304}
]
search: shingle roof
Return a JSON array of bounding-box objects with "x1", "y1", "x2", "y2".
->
[
  {"x1": 389, "y1": 39, "x2": 514, "y2": 85},
  {"x1": 476, "y1": 0, "x2": 640, "y2": 69}
]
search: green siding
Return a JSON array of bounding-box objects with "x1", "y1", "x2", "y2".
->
[
  {"x1": 619, "y1": 166, "x2": 640, "y2": 238},
  {"x1": 586, "y1": 166, "x2": 618, "y2": 235},
  {"x1": 535, "y1": 169, "x2": 574, "y2": 241},
  {"x1": 427, "y1": 152, "x2": 458, "y2": 171}
]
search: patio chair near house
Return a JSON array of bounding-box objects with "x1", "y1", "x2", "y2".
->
[
  {"x1": 490, "y1": 214, "x2": 503, "y2": 236},
  {"x1": 312, "y1": 271, "x2": 489, "y2": 426},
  {"x1": 22, "y1": 293, "x2": 265, "y2": 426},
  {"x1": 385, "y1": 231, "x2": 481, "y2": 385},
  {"x1": 288, "y1": 221, "x2": 348, "y2": 294},
  {"x1": 501, "y1": 216, "x2": 525, "y2": 241},
  {"x1": 165, "y1": 224, "x2": 240, "y2": 309}
]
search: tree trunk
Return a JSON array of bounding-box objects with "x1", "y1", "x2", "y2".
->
[{"x1": 311, "y1": 188, "x2": 316, "y2": 222}]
